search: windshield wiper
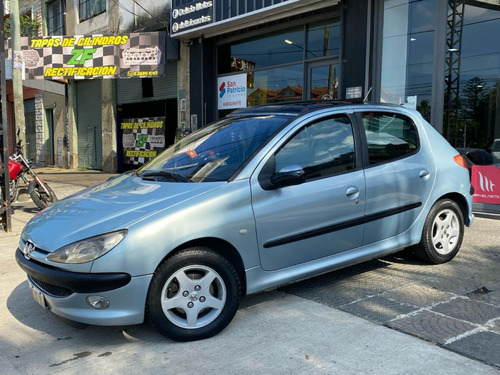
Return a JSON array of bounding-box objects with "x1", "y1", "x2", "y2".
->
[{"x1": 141, "y1": 171, "x2": 191, "y2": 182}]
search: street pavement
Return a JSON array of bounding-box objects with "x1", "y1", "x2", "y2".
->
[{"x1": 0, "y1": 168, "x2": 499, "y2": 374}]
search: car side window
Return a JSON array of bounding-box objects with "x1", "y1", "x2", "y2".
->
[
  {"x1": 275, "y1": 115, "x2": 355, "y2": 180},
  {"x1": 361, "y1": 112, "x2": 419, "y2": 165}
]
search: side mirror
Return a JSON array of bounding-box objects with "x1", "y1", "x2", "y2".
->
[{"x1": 270, "y1": 165, "x2": 306, "y2": 188}]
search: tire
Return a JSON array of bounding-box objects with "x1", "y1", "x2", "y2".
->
[
  {"x1": 0, "y1": 179, "x2": 18, "y2": 204},
  {"x1": 147, "y1": 247, "x2": 242, "y2": 342},
  {"x1": 29, "y1": 181, "x2": 57, "y2": 209},
  {"x1": 414, "y1": 199, "x2": 464, "y2": 264}
]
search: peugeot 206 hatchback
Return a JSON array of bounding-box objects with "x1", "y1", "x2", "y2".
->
[{"x1": 16, "y1": 101, "x2": 474, "y2": 342}]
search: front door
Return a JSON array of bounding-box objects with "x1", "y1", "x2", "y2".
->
[
  {"x1": 251, "y1": 113, "x2": 365, "y2": 271},
  {"x1": 307, "y1": 60, "x2": 339, "y2": 100}
]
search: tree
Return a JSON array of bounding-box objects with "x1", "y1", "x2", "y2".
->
[
  {"x1": 3, "y1": 14, "x2": 39, "y2": 37},
  {"x1": 461, "y1": 77, "x2": 488, "y2": 148}
]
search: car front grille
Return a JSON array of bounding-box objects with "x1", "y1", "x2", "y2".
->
[{"x1": 30, "y1": 276, "x2": 74, "y2": 297}]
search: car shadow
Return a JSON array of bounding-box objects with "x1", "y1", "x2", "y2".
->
[{"x1": 7, "y1": 280, "x2": 167, "y2": 345}]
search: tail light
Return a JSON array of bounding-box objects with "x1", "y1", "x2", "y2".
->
[{"x1": 453, "y1": 154, "x2": 468, "y2": 169}]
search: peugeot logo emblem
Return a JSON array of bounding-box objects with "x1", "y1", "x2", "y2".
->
[{"x1": 23, "y1": 242, "x2": 35, "y2": 260}]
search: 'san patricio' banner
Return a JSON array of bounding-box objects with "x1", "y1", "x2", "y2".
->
[{"x1": 6, "y1": 32, "x2": 166, "y2": 80}]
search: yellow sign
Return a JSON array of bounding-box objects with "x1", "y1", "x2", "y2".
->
[{"x1": 13, "y1": 32, "x2": 166, "y2": 80}]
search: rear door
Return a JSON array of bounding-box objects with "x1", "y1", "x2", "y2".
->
[
  {"x1": 358, "y1": 110, "x2": 436, "y2": 244},
  {"x1": 250, "y1": 113, "x2": 366, "y2": 271}
]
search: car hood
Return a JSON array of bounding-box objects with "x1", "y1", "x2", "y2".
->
[{"x1": 22, "y1": 174, "x2": 225, "y2": 251}]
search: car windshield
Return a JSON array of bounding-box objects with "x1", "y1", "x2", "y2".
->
[{"x1": 137, "y1": 115, "x2": 290, "y2": 182}]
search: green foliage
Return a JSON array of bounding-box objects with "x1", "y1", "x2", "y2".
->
[{"x1": 4, "y1": 14, "x2": 40, "y2": 37}]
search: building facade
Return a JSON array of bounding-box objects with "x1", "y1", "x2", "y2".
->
[
  {"x1": 3, "y1": 0, "x2": 180, "y2": 172},
  {"x1": 3, "y1": 0, "x2": 499, "y2": 213},
  {"x1": 62, "y1": 0, "x2": 180, "y2": 172},
  {"x1": 170, "y1": 0, "x2": 500, "y2": 213}
]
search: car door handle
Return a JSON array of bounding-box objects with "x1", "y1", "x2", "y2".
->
[
  {"x1": 346, "y1": 186, "x2": 360, "y2": 200},
  {"x1": 419, "y1": 169, "x2": 430, "y2": 180}
]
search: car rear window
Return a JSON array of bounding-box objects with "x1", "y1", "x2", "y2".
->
[{"x1": 361, "y1": 112, "x2": 419, "y2": 165}]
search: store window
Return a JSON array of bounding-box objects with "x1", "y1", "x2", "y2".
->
[
  {"x1": 47, "y1": 0, "x2": 65, "y2": 35},
  {"x1": 217, "y1": 18, "x2": 340, "y2": 113},
  {"x1": 381, "y1": 0, "x2": 435, "y2": 120},
  {"x1": 306, "y1": 20, "x2": 341, "y2": 59},
  {"x1": 79, "y1": 0, "x2": 106, "y2": 22},
  {"x1": 219, "y1": 26, "x2": 304, "y2": 74},
  {"x1": 444, "y1": 2, "x2": 500, "y2": 211},
  {"x1": 380, "y1": 0, "x2": 500, "y2": 212},
  {"x1": 444, "y1": 3, "x2": 500, "y2": 150}
]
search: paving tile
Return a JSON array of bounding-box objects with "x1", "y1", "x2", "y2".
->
[
  {"x1": 382, "y1": 283, "x2": 454, "y2": 308},
  {"x1": 491, "y1": 319, "x2": 500, "y2": 335},
  {"x1": 432, "y1": 297, "x2": 500, "y2": 325},
  {"x1": 386, "y1": 310, "x2": 477, "y2": 345},
  {"x1": 467, "y1": 288, "x2": 500, "y2": 307},
  {"x1": 339, "y1": 295, "x2": 417, "y2": 324},
  {"x1": 445, "y1": 331, "x2": 500, "y2": 368}
]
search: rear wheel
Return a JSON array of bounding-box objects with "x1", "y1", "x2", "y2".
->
[
  {"x1": 415, "y1": 199, "x2": 464, "y2": 264},
  {"x1": 29, "y1": 181, "x2": 57, "y2": 209},
  {"x1": 147, "y1": 247, "x2": 242, "y2": 342}
]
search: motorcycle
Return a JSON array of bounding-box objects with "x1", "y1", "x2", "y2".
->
[{"x1": 7, "y1": 139, "x2": 57, "y2": 210}]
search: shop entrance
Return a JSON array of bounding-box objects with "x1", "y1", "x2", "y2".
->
[
  {"x1": 307, "y1": 60, "x2": 339, "y2": 100},
  {"x1": 117, "y1": 99, "x2": 177, "y2": 172}
]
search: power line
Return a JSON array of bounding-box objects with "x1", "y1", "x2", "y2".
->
[{"x1": 109, "y1": 0, "x2": 170, "y2": 31}]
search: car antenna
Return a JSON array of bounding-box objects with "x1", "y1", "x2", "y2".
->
[{"x1": 363, "y1": 87, "x2": 372, "y2": 102}]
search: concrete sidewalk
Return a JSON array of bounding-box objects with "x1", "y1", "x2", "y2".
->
[{"x1": 0, "y1": 170, "x2": 498, "y2": 374}]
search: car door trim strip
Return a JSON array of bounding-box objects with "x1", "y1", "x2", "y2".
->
[{"x1": 263, "y1": 202, "x2": 422, "y2": 248}]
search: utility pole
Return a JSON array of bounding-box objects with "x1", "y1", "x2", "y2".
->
[
  {"x1": 1, "y1": 0, "x2": 12, "y2": 232},
  {"x1": 10, "y1": 0, "x2": 26, "y2": 153}
]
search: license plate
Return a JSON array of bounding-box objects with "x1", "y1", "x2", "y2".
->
[{"x1": 30, "y1": 284, "x2": 48, "y2": 309}]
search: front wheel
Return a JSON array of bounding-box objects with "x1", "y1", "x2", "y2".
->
[
  {"x1": 147, "y1": 247, "x2": 242, "y2": 342},
  {"x1": 0, "y1": 179, "x2": 17, "y2": 204},
  {"x1": 29, "y1": 181, "x2": 57, "y2": 209},
  {"x1": 414, "y1": 199, "x2": 464, "y2": 264}
]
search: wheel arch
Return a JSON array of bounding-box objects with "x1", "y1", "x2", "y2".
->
[
  {"x1": 158, "y1": 237, "x2": 247, "y2": 296},
  {"x1": 436, "y1": 192, "x2": 471, "y2": 226}
]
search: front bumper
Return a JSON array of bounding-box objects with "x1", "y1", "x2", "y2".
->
[
  {"x1": 16, "y1": 249, "x2": 152, "y2": 325},
  {"x1": 16, "y1": 249, "x2": 131, "y2": 294}
]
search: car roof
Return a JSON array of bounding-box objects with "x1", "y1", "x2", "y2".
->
[{"x1": 226, "y1": 100, "x2": 404, "y2": 118}]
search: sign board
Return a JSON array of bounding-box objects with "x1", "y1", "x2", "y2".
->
[
  {"x1": 171, "y1": 0, "x2": 214, "y2": 35},
  {"x1": 346, "y1": 86, "x2": 362, "y2": 99},
  {"x1": 402, "y1": 95, "x2": 417, "y2": 110},
  {"x1": 121, "y1": 117, "x2": 166, "y2": 166},
  {"x1": 217, "y1": 73, "x2": 247, "y2": 110},
  {"x1": 6, "y1": 32, "x2": 166, "y2": 80},
  {"x1": 471, "y1": 165, "x2": 500, "y2": 204}
]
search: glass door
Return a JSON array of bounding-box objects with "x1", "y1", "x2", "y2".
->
[{"x1": 307, "y1": 60, "x2": 339, "y2": 100}]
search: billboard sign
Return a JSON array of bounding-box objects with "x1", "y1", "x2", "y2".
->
[
  {"x1": 171, "y1": 0, "x2": 214, "y2": 35},
  {"x1": 471, "y1": 165, "x2": 500, "y2": 204},
  {"x1": 217, "y1": 73, "x2": 247, "y2": 110},
  {"x1": 121, "y1": 117, "x2": 166, "y2": 166},
  {"x1": 7, "y1": 32, "x2": 166, "y2": 80}
]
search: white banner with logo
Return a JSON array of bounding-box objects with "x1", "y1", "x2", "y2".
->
[{"x1": 217, "y1": 73, "x2": 247, "y2": 110}]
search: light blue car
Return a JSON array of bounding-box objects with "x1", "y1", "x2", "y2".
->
[{"x1": 16, "y1": 102, "x2": 474, "y2": 341}]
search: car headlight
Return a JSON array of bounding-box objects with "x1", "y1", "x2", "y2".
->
[{"x1": 46, "y1": 230, "x2": 127, "y2": 264}]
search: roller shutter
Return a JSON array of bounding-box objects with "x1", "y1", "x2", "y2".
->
[
  {"x1": 76, "y1": 80, "x2": 102, "y2": 169},
  {"x1": 117, "y1": 61, "x2": 177, "y2": 104}
]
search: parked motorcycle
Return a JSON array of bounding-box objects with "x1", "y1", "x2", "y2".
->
[{"x1": 7, "y1": 139, "x2": 57, "y2": 210}]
